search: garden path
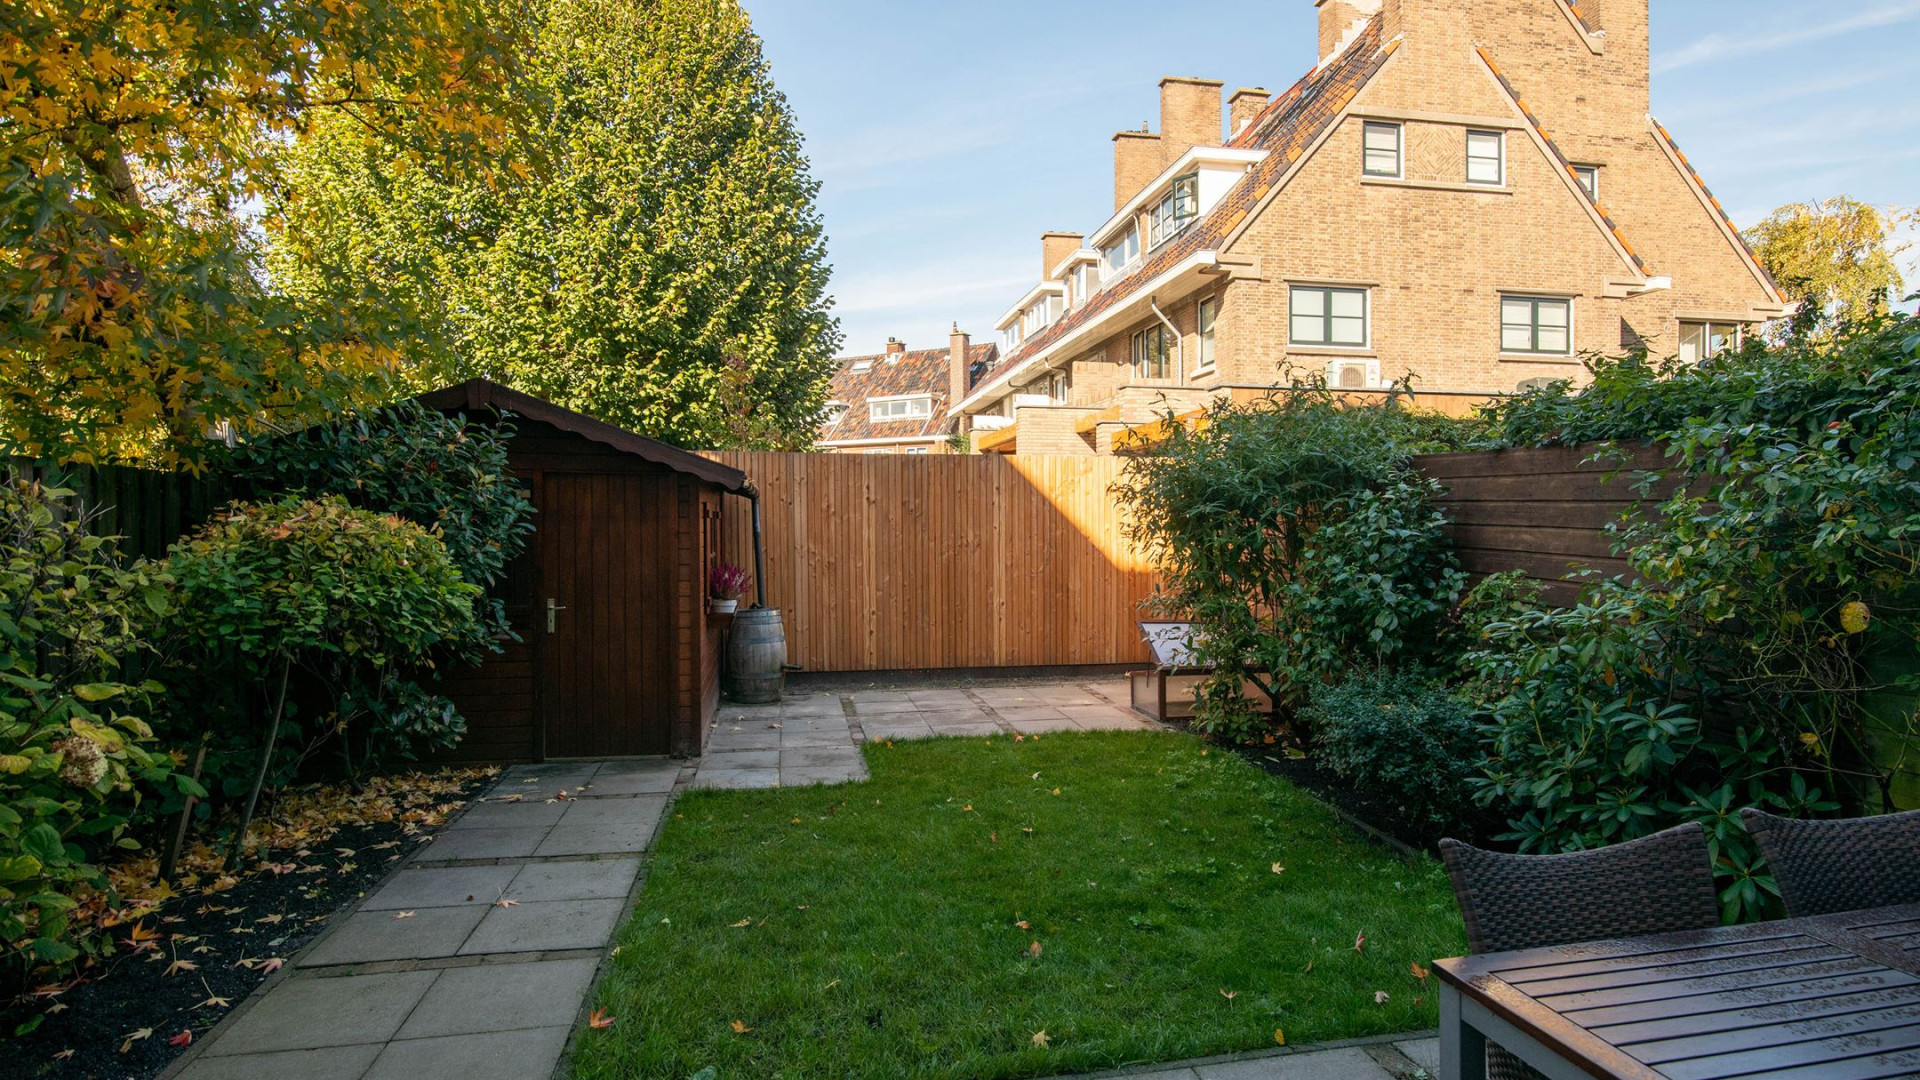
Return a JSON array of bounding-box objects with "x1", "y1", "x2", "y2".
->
[{"x1": 163, "y1": 679, "x2": 1431, "y2": 1080}]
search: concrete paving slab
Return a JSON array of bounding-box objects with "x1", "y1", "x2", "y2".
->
[
  {"x1": 848, "y1": 698, "x2": 923, "y2": 714},
  {"x1": 534, "y1": 822, "x2": 657, "y2": 856},
  {"x1": 202, "y1": 970, "x2": 436, "y2": 1054},
  {"x1": 917, "y1": 707, "x2": 994, "y2": 724},
  {"x1": 364, "y1": 1027, "x2": 570, "y2": 1080},
  {"x1": 778, "y1": 696, "x2": 846, "y2": 716},
  {"x1": 780, "y1": 728, "x2": 857, "y2": 748},
  {"x1": 411, "y1": 826, "x2": 549, "y2": 862},
  {"x1": 1104, "y1": 1070, "x2": 1201, "y2": 1080},
  {"x1": 705, "y1": 727, "x2": 782, "y2": 750},
  {"x1": 300, "y1": 905, "x2": 487, "y2": 966},
  {"x1": 460, "y1": 897, "x2": 625, "y2": 954},
  {"x1": 691, "y1": 768, "x2": 779, "y2": 789},
  {"x1": 1395, "y1": 1037, "x2": 1439, "y2": 1075},
  {"x1": 394, "y1": 957, "x2": 599, "y2": 1038},
  {"x1": 996, "y1": 705, "x2": 1070, "y2": 722},
  {"x1": 1008, "y1": 717, "x2": 1083, "y2": 735},
  {"x1": 454, "y1": 799, "x2": 569, "y2": 828},
  {"x1": 703, "y1": 748, "x2": 779, "y2": 769},
  {"x1": 177, "y1": 1043, "x2": 384, "y2": 1080},
  {"x1": 361, "y1": 865, "x2": 519, "y2": 911},
  {"x1": 907, "y1": 691, "x2": 976, "y2": 707},
  {"x1": 557, "y1": 794, "x2": 667, "y2": 827},
  {"x1": 505, "y1": 857, "x2": 641, "y2": 903},
  {"x1": 584, "y1": 760, "x2": 679, "y2": 794},
  {"x1": 925, "y1": 722, "x2": 1001, "y2": 738},
  {"x1": 495, "y1": 767, "x2": 597, "y2": 799},
  {"x1": 779, "y1": 746, "x2": 864, "y2": 768},
  {"x1": 1194, "y1": 1047, "x2": 1393, "y2": 1080}
]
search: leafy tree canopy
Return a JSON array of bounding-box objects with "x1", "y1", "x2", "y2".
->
[
  {"x1": 270, "y1": 0, "x2": 841, "y2": 450},
  {"x1": 1744, "y1": 197, "x2": 1911, "y2": 343},
  {"x1": 0, "y1": 0, "x2": 531, "y2": 465}
]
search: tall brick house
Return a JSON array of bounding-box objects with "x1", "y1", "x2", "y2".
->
[
  {"x1": 953, "y1": 0, "x2": 1785, "y2": 454},
  {"x1": 817, "y1": 334, "x2": 998, "y2": 453}
]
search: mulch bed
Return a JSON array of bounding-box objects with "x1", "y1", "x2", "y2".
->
[{"x1": 8, "y1": 770, "x2": 493, "y2": 1080}]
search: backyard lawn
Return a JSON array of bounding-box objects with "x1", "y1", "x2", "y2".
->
[{"x1": 571, "y1": 730, "x2": 1465, "y2": 1080}]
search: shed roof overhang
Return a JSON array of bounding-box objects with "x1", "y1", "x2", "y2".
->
[{"x1": 416, "y1": 378, "x2": 751, "y2": 494}]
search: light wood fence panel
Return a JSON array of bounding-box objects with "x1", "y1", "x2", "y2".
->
[{"x1": 702, "y1": 453, "x2": 1158, "y2": 672}]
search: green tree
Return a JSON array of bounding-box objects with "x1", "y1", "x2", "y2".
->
[
  {"x1": 0, "y1": 0, "x2": 531, "y2": 465},
  {"x1": 271, "y1": 0, "x2": 841, "y2": 449},
  {"x1": 1744, "y1": 197, "x2": 1911, "y2": 342}
]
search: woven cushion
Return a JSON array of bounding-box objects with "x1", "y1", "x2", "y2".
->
[{"x1": 1741, "y1": 807, "x2": 1920, "y2": 918}]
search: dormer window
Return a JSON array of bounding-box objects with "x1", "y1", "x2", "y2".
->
[
  {"x1": 822, "y1": 401, "x2": 849, "y2": 425},
  {"x1": 1147, "y1": 174, "x2": 1199, "y2": 249},
  {"x1": 1069, "y1": 261, "x2": 1099, "y2": 307},
  {"x1": 850, "y1": 358, "x2": 873, "y2": 373},
  {"x1": 1102, "y1": 226, "x2": 1140, "y2": 277},
  {"x1": 869, "y1": 395, "x2": 933, "y2": 422}
]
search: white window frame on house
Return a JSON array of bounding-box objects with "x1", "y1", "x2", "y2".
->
[
  {"x1": 1102, "y1": 225, "x2": 1141, "y2": 278},
  {"x1": 1466, "y1": 129, "x2": 1504, "y2": 185},
  {"x1": 1678, "y1": 320, "x2": 1741, "y2": 364},
  {"x1": 1362, "y1": 121, "x2": 1402, "y2": 178},
  {"x1": 1500, "y1": 295, "x2": 1574, "y2": 355},
  {"x1": 822, "y1": 400, "x2": 849, "y2": 425},
  {"x1": 850, "y1": 358, "x2": 873, "y2": 373},
  {"x1": 1572, "y1": 164, "x2": 1599, "y2": 202},
  {"x1": 1070, "y1": 262, "x2": 1099, "y2": 309},
  {"x1": 902, "y1": 446, "x2": 931, "y2": 455},
  {"x1": 1131, "y1": 324, "x2": 1172, "y2": 381},
  {"x1": 1025, "y1": 294, "x2": 1063, "y2": 337},
  {"x1": 1194, "y1": 296, "x2": 1218, "y2": 373},
  {"x1": 868, "y1": 395, "x2": 934, "y2": 422},
  {"x1": 1288, "y1": 285, "x2": 1369, "y2": 349},
  {"x1": 1146, "y1": 174, "x2": 1200, "y2": 250}
]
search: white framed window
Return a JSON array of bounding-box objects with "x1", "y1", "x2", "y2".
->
[
  {"x1": 850, "y1": 358, "x2": 873, "y2": 373},
  {"x1": 1194, "y1": 297, "x2": 1218, "y2": 372},
  {"x1": 1678, "y1": 320, "x2": 1740, "y2": 364},
  {"x1": 1466, "y1": 130, "x2": 1504, "y2": 185},
  {"x1": 869, "y1": 395, "x2": 933, "y2": 422},
  {"x1": 1025, "y1": 294, "x2": 1063, "y2": 336},
  {"x1": 1131, "y1": 324, "x2": 1171, "y2": 380},
  {"x1": 1500, "y1": 295, "x2": 1573, "y2": 355},
  {"x1": 1362, "y1": 121, "x2": 1402, "y2": 178},
  {"x1": 1000, "y1": 322, "x2": 1023, "y2": 353},
  {"x1": 822, "y1": 401, "x2": 849, "y2": 425},
  {"x1": 1147, "y1": 174, "x2": 1200, "y2": 249},
  {"x1": 862, "y1": 448, "x2": 891, "y2": 455},
  {"x1": 903, "y1": 446, "x2": 931, "y2": 455},
  {"x1": 1102, "y1": 226, "x2": 1140, "y2": 277},
  {"x1": 1070, "y1": 262, "x2": 1099, "y2": 307},
  {"x1": 1029, "y1": 367, "x2": 1070, "y2": 404},
  {"x1": 1289, "y1": 285, "x2": 1368, "y2": 348},
  {"x1": 1572, "y1": 164, "x2": 1599, "y2": 201}
]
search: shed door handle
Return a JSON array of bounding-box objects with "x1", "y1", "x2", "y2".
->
[{"x1": 547, "y1": 598, "x2": 567, "y2": 633}]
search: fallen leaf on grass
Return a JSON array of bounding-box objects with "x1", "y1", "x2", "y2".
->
[
  {"x1": 822, "y1": 979, "x2": 839, "y2": 991},
  {"x1": 961, "y1": 804, "x2": 973, "y2": 812},
  {"x1": 1015, "y1": 920, "x2": 1030, "y2": 930},
  {"x1": 1271, "y1": 863, "x2": 1285, "y2": 874},
  {"x1": 1050, "y1": 788, "x2": 1060, "y2": 796},
  {"x1": 1031, "y1": 1030, "x2": 1050, "y2": 1048},
  {"x1": 1374, "y1": 990, "x2": 1390, "y2": 1004},
  {"x1": 1219, "y1": 989, "x2": 1236, "y2": 1002},
  {"x1": 730, "y1": 918, "x2": 752, "y2": 928},
  {"x1": 588, "y1": 1009, "x2": 615, "y2": 1029},
  {"x1": 169, "y1": 1030, "x2": 193, "y2": 1047},
  {"x1": 1275, "y1": 1028, "x2": 1286, "y2": 1045},
  {"x1": 1353, "y1": 931, "x2": 1366, "y2": 952},
  {"x1": 1027, "y1": 940, "x2": 1042, "y2": 958},
  {"x1": 1411, "y1": 961, "x2": 1430, "y2": 980},
  {"x1": 730, "y1": 1019, "x2": 753, "y2": 1034}
]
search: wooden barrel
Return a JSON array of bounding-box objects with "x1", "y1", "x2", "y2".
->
[{"x1": 724, "y1": 607, "x2": 786, "y2": 704}]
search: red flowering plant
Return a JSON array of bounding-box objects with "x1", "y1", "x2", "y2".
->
[{"x1": 708, "y1": 563, "x2": 751, "y2": 601}]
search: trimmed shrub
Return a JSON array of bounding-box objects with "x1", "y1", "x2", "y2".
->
[{"x1": 1306, "y1": 669, "x2": 1480, "y2": 832}]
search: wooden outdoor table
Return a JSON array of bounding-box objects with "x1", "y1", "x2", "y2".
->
[{"x1": 1433, "y1": 902, "x2": 1920, "y2": 1080}]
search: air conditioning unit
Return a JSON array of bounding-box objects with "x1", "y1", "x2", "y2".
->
[{"x1": 1325, "y1": 357, "x2": 1382, "y2": 390}]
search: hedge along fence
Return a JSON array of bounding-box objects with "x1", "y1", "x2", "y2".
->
[
  {"x1": 5, "y1": 460, "x2": 239, "y2": 560},
  {"x1": 1410, "y1": 440, "x2": 1920, "y2": 812}
]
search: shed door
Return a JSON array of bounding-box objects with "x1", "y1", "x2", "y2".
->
[{"x1": 537, "y1": 473, "x2": 674, "y2": 757}]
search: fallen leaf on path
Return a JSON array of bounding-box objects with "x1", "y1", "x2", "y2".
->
[
  {"x1": 394, "y1": 911, "x2": 416, "y2": 920},
  {"x1": 494, "y1": 899, "x2": 519, "y2": 908}
]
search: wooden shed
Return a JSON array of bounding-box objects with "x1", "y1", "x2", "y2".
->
[{"x1": 420, "y1": 379, "x2": 750, "y2": 762}]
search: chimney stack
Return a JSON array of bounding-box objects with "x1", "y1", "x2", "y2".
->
[
  {"x1": 1158, "y1": 76, "x2": 1225, "y2": 161},
  {"x1": 1112, "y1": 129, "x2": 1162, "y2": 210},
  {"x1": 885, "y1": 336, "x2": 906, "y2": 358},
  {"x1": 1041, "y1": 232, "x2": 1083, "y2": 278},
  {"x1": 1228, "y1": 87, "x2": 1271, "y2": 137},
  {"x1": 948, "y1": 324, "x2": 972, "y2": 436},
  {"x1": 1315, "y1": 0, "x2": 1381, "y2": 64}
]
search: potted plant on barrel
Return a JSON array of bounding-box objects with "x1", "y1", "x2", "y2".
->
[{"x1": 708, "y1": 563, "x2": 750, "y2": 615}]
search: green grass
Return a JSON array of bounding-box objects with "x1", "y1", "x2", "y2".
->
[{"x1": 570, "y1": 730, "x2": 1466, "y2": 1080}]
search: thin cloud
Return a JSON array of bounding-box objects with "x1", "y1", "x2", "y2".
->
[{"x1": 1654, "y1": 1, "x2": 1920, "y2": 72}]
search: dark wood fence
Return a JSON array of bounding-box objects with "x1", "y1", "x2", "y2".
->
[
  {"x1": 1411, "y1": 442, "x2": 1680, "y2": 606},
  {"x1": 5, "y1": 460, "x2": 239, "y2": 559}
]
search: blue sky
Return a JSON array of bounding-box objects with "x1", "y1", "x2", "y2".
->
[{"x1": 743, "y1": 1, "x2": 1919, "y2": 357}]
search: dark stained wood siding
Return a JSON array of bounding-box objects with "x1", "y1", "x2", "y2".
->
[{"x1": 1414, "y1": 442, "x2": 1680, "y2": 607}]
